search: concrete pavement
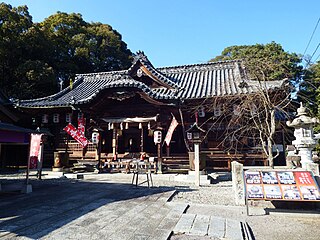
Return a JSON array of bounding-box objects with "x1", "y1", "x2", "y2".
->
[{"x1": 0, "y1": 174, "x2": 249, "y2": 240}]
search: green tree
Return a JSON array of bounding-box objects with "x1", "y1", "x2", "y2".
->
[
  {"x1": 14, "y1": 60, "x2": 55, "y2": 99},
  {"x1": 0, "y1": 4, "x2": 133, "y2": 99},
  {"x1": 40, "y1": 12, "x2": 132, "y2": 88},
  {"x1": 210, "y1": 42, "x2": 302, "y2": 83},
  {"x1": 298, "y1": 61, "x2": 320, "y2": 115},
  {"x1": 0, "y1": 3, "x2": 33, "y2": 97}
]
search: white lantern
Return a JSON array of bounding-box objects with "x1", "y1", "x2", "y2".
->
[
  {"x1": 92, "y1": 131, "x2": 100, "y2": 144},
  {"x1": 53, "y1": 113, "x2": 60, "y2": 123},
  {"x1": 66, "y1": 113, "x2": 72, "y2": 123},
  {"x1": 42, "y1": 114, "x2": 48, "y2": 123},
  {"x1": 153, "y1": 130, "x2": 162, "y2": 144}
]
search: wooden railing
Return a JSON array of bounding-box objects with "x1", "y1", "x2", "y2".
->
[{"x1": 203, "y1": 149, "x2": 268, "y2": 171}]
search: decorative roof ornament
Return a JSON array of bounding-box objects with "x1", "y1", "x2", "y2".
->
[
  {"x1": 286, "y1": 102, "x2": 319, "y2": 128},
  {"x1": 134, "y1": 50, "x2": 148, "y2": 62}
]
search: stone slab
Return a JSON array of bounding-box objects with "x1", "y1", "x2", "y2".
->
[
  {"x1": 208, "y1": 216, "x2": 225, "y2": 238},
  {"x1": 189, "y1": 214, "x2": 210, "y2": 236},
  {"x1": 225, "y1": 219, "x2": 243, "y2": 240},
  {"x1": 173, "y1": 213, "x2": 196, "y2": 234},
  {"x1": 153, "y1": 229, "x2": 173, "y2": 240}
]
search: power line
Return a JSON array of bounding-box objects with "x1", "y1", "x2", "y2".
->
[
  {"x1": 304, "y1": 42, "x2": 320, "y2": 69},
  {"x1": 303, "y1": 17, "x2": 320, "y2": 57},
  {"x1": 315, "y1": 52, "x2": 320, "y2": 62},
  {"x1": 309, "y1": 42, "x2": 320, "y2": 61}
]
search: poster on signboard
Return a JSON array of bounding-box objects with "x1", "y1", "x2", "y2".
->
[
  {"x1": 245, "y1": 171, "x2": 261, "y2": 184},
  {"x1": 295, "y1": 171, "x2": 314, "y2": 185},
  {"x1": 299, "y1": 186, "x2": 320, "y2": 200},
  {"x1": 277, "y1": 171, "x2": 296, "y2": 184},
  {"x1": 281, "y1": 185, "x2": 301, "y2": 200},
  {"x1": 261, "y1": 171, "x2": 278, "y2": 184},
  {"x1": 244, "y1": 170, "x2": 320, "y2": 201},
  {"x1": 264, "y1": 185, "x2": 282, "y2": 199},
  {"x1": 246, "y1": 184, "x2": 264, "y2": 199}
]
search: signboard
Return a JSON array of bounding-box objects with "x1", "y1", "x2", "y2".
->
[
  {"x1": 244, "y1": 171, "x2": 320, "y2": 201},
  {"x1": 28, "y1": 133, "x2": 43, "y2": 169},
  {"x1": 63, "y1": 123, "x2": 88, "y2": 148}
]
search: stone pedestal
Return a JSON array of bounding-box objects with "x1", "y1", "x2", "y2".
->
[
  {"x1": 194, "y1": 143, "x2": 200, "y2": 187},
  {"x1": 299, "y1": 147, "x2": 314, "y2": 169},
  {"x1": 188, "y1": 152, "x2": 206, "y2": 170},
  {"x1": 306, "y1": 162, "x2": 320, "y2": 176},
  {"x1": 21, "y1": 184, "x2": 32, "y2": 194}
]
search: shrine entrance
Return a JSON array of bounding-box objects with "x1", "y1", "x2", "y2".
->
[{"x1": 99, "y1": 116, "x2": 158, "y2": 159}]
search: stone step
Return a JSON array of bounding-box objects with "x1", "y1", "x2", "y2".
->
[{"x1": 173, "y1": 214, "x2": 253, "y2": 239}]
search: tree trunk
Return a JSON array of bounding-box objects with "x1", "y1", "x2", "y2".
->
[
  {"x1": 268, "y1": 109, "x2": 276, "y2": 168},
  {"x1": 267, "y1": 138, "x2": 274, "y2": 168}
]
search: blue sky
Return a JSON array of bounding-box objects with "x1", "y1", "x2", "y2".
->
[{"x1": 4, "y1": 0, "x2": 320, "y2": 67}]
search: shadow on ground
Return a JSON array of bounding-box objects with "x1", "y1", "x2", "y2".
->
[{"x1": 0, "y1": 177, "x2": 190, "y2": 239}]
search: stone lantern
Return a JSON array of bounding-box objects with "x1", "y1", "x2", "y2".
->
[{"x1": 286, "y1": 102, "x2": 319, "y2": 168}]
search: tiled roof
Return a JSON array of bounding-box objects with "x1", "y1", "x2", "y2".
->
[
  {"x1": 0, "y1": 122, "x2": 34, "y2": 133},
  {"x1": 18, "y1": 53, "x2": 286, "y2": 108}
]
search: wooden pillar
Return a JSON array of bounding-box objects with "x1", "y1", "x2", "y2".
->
[
  {"x1": 112, "y1": 128, "x2": 117, "y2": 160},
  {"x1": 26, "y1": 136, "x2": 31, "y2": 185},
  {"x1": 156, "y1": 121, "x2": 163, "y2": 173},
  {"x1": 98, "y1": 138, "x2": 102, "y2": 172},
  {"x1": 157, "y1": 143, "x2": 162, "y2": 174},
  {"x1": 0, "y1": 143, "x2": 2, "y2": 169},
  {"x1": 140, "y1": 126, "x2": 144, "y2": 153},
  {"x1": 37, "y1": 141, "x2": 44, "y2": 180}
]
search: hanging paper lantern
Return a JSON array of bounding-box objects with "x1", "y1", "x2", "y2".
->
[
  {"x1": 42, "y1": 114, "x2": 48, "y2": 123},
  {"x1": 66, "y1": 113, "x2": 72, "y2": 123},
  {"x1": 53, "y1": 113, "x2": 60, "y2": 123}
]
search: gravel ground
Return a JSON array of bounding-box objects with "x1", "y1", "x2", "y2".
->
[
  {"x1": 1, "y1": 171, "x2": 320, "y2": 240},
  {"x1": 152, "y1": 174, "x2": 320, "y2": 240}
]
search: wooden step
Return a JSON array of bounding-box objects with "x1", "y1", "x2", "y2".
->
[{"x1": 162, "y1": 154, "x2": 190, "y2": 174}]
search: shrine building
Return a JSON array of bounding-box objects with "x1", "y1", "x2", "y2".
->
[{"x1": 15, "y1": 52, "x2": 287, "y2": 172}]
